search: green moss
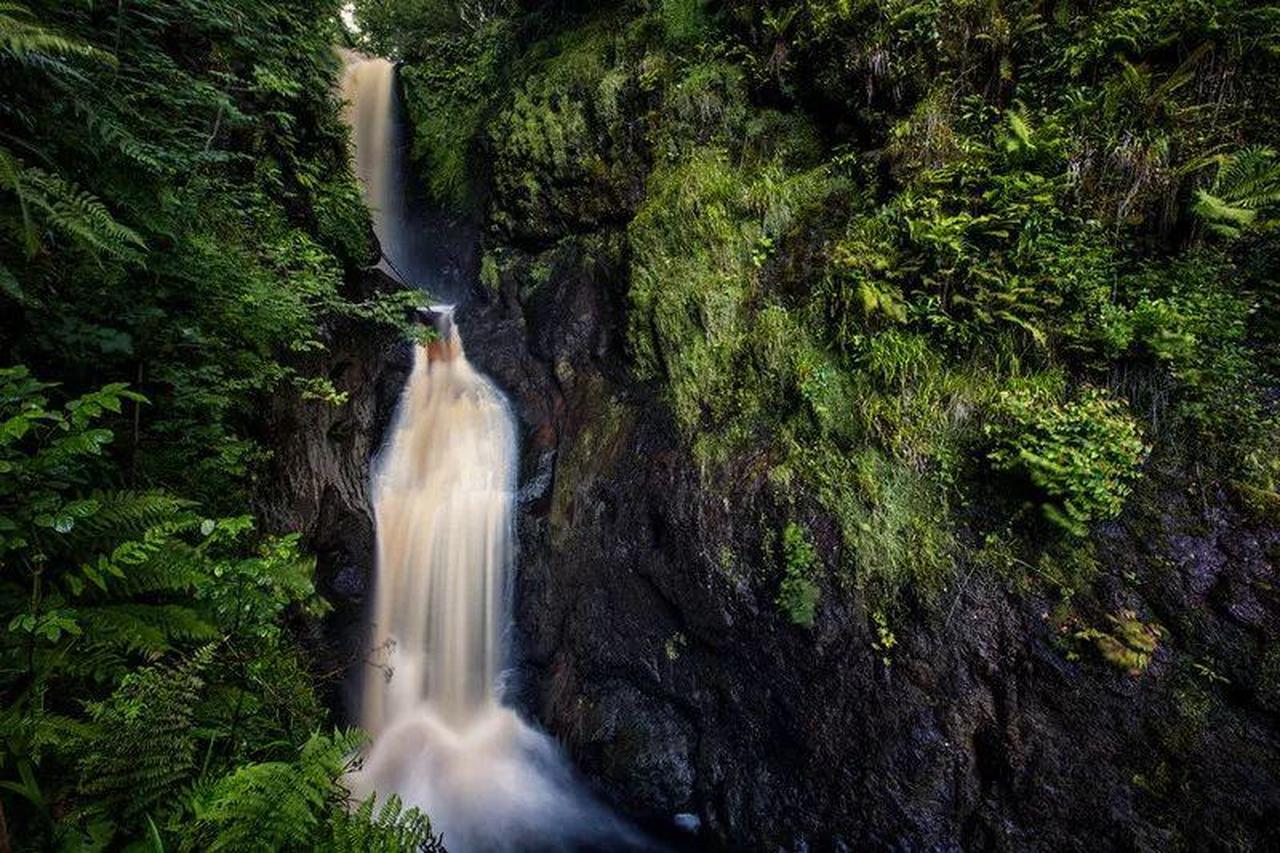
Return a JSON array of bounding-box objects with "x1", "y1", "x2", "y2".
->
[
  {"x1": 848, "y1": 330, "x2": 1000, "y2": 480},
  {"x1": 660, "y1": 0, "x2": 709, "y2": 43},
  {"x1": 777, "y1": 521, "x2": 820, "y2": 627},
  {"x1": 1259, "y1": 643, "x2": 1280, "y2": 716},
  {"x1": 787, "y1": 447, "x2": 955, "y2": 602},
  {"x1": 549, "y1": 381, "x2": 635, "y2": 549},
  {"x1": 1101, "y1": 252, "x2": 1277, "y2": 480},
  {"x1": 1034, "y1": 539, "x2": 1102, "y2": 596},
  {"x1": 627, "y1": 147, "x2": 835, "y2": 452},
  {"x1": 479, "y1": 252, "x2": 501, "y2": 292},
  {"x1": 482, "y1": 21, "x2": 652, "y2": 239}
]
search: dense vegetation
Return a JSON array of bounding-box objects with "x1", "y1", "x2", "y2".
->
[
  {"x1": 0, "y1": 2, "x2": 438, "y2": 848},
  {"x1": 1, "y1": 0, "x2": 1276, "y2": 845},
  {"x1": 359, "y1": 0, "x2": 1278, "y2": 628}
]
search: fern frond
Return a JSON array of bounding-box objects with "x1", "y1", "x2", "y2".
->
[
  {"x1": 70, "y1": 490, "x2": 197, "y2": 541},
  {"x1": 0, "y1": 2, "x2": 115, "y2": 68},
  {"x1": 192, "y1": 730, "x2": 367, "y2": 852},
  {"x1": 1192, "y1": 146, "x2": 1280, "y2": 237},
  {"x1": 74, "y1": 101, "x2": 177, "y2": 174},
  {"x1": 0, "y1": 144, "x2": 36, "y2": 254},
  {"x1": 72, "y1": 516, "x2": 204, "y2": 597},
  {"x1": 0, "y1": 260, "x2": 28, "y2": 305},
  {"x1": 0, "y1": 703, "x2": 97, "y2": 765},
  {"x1": 35, "y1": 640, "x2": 131, "y2": 685},
  {"x1": 1191, "y1": 189, "x2": 1256, "y2": 237},
  {"x1": 77, "y1": 603, "x2": 218, "y2": 656},
  {"x1": 21, "y1": 165, "x2": 147, "y2": 259},
  {"x1": 1215, "y1": 145, "x2": 1280, "y2": 210},
  {"x1": 327, "y1": 794, "x2": 444, "y2": 853},
  {"x1": 78, "y1": 646, "x2": 213, "y2": 819},
  {"x1": 104, "y1": 549, "x2": 207, "y2": 597},
  {"x1": 0, "y1": 146, "x2": 145, "y2": 260}
]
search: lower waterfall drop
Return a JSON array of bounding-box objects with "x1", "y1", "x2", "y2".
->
[{"x1": 347, "y1": 312, "x2": 637, "y2": 851}]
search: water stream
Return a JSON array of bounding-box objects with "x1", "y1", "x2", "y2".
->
[{"x1": 339, "y1": 53, "x2": 641, "y2": 852}]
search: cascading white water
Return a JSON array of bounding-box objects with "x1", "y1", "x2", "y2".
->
[
  {"x1": 360, "y1": 312, "x2": 513, "y2": 733},
  {"x1": 340, "y1": 51, "x2": 436, "y2": 288},
  {"x1": 339, "y1": 53, "x2": 643, "y2": 852}
]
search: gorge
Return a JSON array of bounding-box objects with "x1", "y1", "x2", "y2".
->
[{"x1": 1, "y1": 2, "x2": 1278, "y2": 851}]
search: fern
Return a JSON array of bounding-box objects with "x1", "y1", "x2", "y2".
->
[
  {"x1": 189, "y1": 730, "x2": 442, "y2": 853},
  {"x1": 77, "y1": 603, "x2": 218, "y2": 656},
  {"x1": 69, "y1": 490, "x2": 197, "y2": 541},
  {"x1": 97, "y1": 548, "x2": 207, "y2": 598},
  {"x1": 328, "y1": 794, "x2": 445, "y2": 853},
  {"x1": 4, "y1": 155, "x2": 147, "y2": 260},
  {"x1": 70, "y1": 516, "x2": 202, "y2": 595},
  {"x1": 190, "y1": 729, "x2": 365, "y2": 852},
  {"x1": 0, "y1": 2, "x2": 114, "y2": 67},
  {"x1": 34, "y1": 640, "x2": 131, "y2": 685},
  {"x1": 77, "y1": 646, "x2": 213, "y2": 819},
  {"x1": 0, "y1": 705, "x2": 95, "y2": 766},
  {"x1": 1192, "y1": 146, "x2": 1280, "y2": 237}
]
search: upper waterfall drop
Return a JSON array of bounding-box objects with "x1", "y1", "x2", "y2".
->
[
  {"x1": 339, "y1": 51, "x2": 647, "y2": 851},
  {"x1": 339, "y1": 51, "x2": 464, "y2": 296}
]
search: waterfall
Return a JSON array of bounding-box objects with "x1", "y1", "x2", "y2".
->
[
  {"x1": 360, "y1": 310, "x2": 514, "y2": 732},
  {"x1": 339, "y1": 53, "x2": 644, "y2": 852},
  {"x1": 339, "y1": 51, "x2": 445, "y2": 291}
]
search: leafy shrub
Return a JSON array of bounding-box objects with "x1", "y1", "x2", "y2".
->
[
  {"x1": 0, "y1": 0, "x2": 425, "y2": 510},
  {"x1": 484, "y1": 22, "x2": 652, "y2": 241},
  {"x1": 987, "y1": 386, "x2": 1148, "y2": 536}
]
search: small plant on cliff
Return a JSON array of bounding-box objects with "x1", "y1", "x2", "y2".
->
[
  {"x1": 1191, "y1": 146, "x2": 1280, "y2": 238},
  {"x1": 1074, "y1": 611, "x2": 1165, "y2": 675},
  {"x1": 987, "y1": 386, "x2": 1148, "y2": 536},
  {"x1": 777, "y1": 521, "x2": 820, "y2": 628},
  {"x1": 871, "y1": 609, "x2": 897, "y2": 667}
]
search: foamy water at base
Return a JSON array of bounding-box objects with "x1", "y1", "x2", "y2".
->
[{"x1": 347, "y1": 702, "x2": 638, "y2": 851}]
